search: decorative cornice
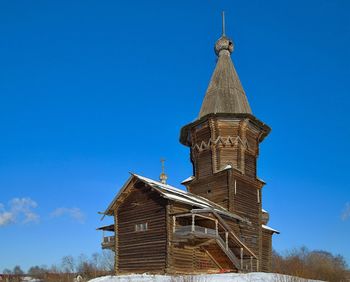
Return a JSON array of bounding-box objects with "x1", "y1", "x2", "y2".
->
[
  {"x1": 192, "y1": 135, "x2": 248, "y2": 152},
  {"x1": 180, "y1": 113, "x2": 271, "y2": 147}
]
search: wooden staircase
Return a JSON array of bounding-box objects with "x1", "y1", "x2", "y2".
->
[
  {"x1": 173, "y1": 209, "x2": 259, "y2": 272},
  {"x1": 215, "y1": 235, "x2": 240, "y2": 269}
]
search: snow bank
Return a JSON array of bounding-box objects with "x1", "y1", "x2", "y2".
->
[
  {"x1": 88, "y1": 273, "x2": 323, "y2": 282},
  {"x1": 21, "y1": 277, "x2": 41, "y2": 282}
]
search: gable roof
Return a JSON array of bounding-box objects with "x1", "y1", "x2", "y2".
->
[{"x1": 102, "y1": 173, "x2": 244, "y2": 222}]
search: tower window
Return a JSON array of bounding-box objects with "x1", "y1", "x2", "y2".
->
[
  {"x1": 207, "y1": 189, "x2": 212, "y2": 194},
  {"x1": 135, "y1": 222, "x2": 148, "y2": 232}
]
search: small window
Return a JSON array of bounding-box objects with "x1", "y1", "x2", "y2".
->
[
  {"x1": 207, "y1": 189, "x2": 212, "y2": 194},
  {"x1": 135, "y1": 222, "x2": 148, "y2": 232},
  {"x1": 252, "y1": 237, "x2": 257, "y2": 244}
]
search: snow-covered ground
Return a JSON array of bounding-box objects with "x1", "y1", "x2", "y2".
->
[
  {"x1": 21, "y1": 277, "x2": 41, "y2": 282},
  {"x1": 88, "y1": 273, "x2": 323, "y2": 282}
]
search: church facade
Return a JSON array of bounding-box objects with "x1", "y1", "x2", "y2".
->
[{"x1": 98, "y1": 20, "x2": 278, "y2": 275}]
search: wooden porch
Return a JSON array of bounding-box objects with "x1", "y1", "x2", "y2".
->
[
  {"x1": 172, "y1": 209, "x2": 259, "y2": 272},
  {"x1": 97, "y1": 224, "x2": 115, "y2": 251},
  {"x1": 102, "y1": 235, "x2": 115, "y2": 250}
]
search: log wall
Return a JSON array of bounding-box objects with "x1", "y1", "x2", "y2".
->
[
  {"x1": 186, "y1": 116, "x2": 267, "y2": 271},
  {"x1": 232, "y1": 174, "x2": 261, "y2": 262},
  {"x1": 261, "y1": 229, "x2": 273, "y2": 272},
  {"x1": 166, "y1": 202, "x2": 220, "y2": 274},
  {"x1": 116, "y1": 185, "x2": 167, "y2": 274},
  {"x1": 189, "y1": 117, "x2": 261, "y2": 184},
  {"x1": 187, "y1": 171, "x2": 230, "y2": 210}
]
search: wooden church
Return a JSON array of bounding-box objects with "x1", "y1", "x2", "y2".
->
[{"x1": 98, "y1": 15, "x2": 279, "y2": 275}]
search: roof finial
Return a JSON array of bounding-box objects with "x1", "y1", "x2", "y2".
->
[
  {"x1": 214, "y1": 11, "x2": 234, "y2": 56},
  {"x1": 159, "y1": 158, "x2": 168, "y2": 184},
  {"x1": 222, "y1": 11, "x2": 226, "y2": 36}
]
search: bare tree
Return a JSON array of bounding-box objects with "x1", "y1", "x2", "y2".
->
[
  {"x1": 100, "y1": 250, "x2": 114, "y2": 272},
  {"x1": 272, "y1": 247, "x2": 348, "y2": 282},
  {"x1": 49, "y1": 264, "x2": 60, "y2": 273},
  {"x1": 13, "y1": 265, "x2": 23, "y2": 275},
  {"x1": 28, "y1": 265, "x2": 48, "y2": 280},
  {"x1": 61, "y1": 255, "x2": 75, "y2": 273},
  {"x1": 3, "y1": 268, "x2": 12, "y2": 274}
]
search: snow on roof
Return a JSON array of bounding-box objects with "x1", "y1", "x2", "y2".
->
[
  {"x1": 257, "y1": 177, "x2": 266, "y2": 183},
  {"x1": 181, "y1": 175, "x2": 195, "y2": 184},
  {"x1": 132, "y1": 173, "x2": 244, "y2": 221},
  {"x1": 159, "y1": 191, "x2": 208, "y2": 208},
  {"x1": 262, "y1": 208, "x2": 268, "y2": 213},
  {"x1": 134, "y1": 174, "x2": 188, "y2": 195},
  {"x1": 223, "y1": 164, "x2": 232, "y2": 170},
  {"x1": 215, "y1": 164, "x2": 232, "y2": 173},
  {"x1": 262, "y1": 224, "x2": 280, "y2": 234}
]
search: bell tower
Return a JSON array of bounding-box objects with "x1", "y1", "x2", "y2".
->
[{"x1": 179, "y1": 14, "x2": 271, "y2": 263}]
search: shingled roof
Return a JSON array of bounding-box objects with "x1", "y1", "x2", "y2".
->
[
  {"x1": 102, "y1": 173, "x2": 244, "y2": 222},
  {"x1": 198, "y1": 34, "x2": 252, "y2": 118},
  {"x1": 100, "y1": 173, "x2": 279, "y2": 233}
]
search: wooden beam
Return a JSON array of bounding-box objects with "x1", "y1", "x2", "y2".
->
[
  {"x1": 191, "y1": 214, "x2": 195, "y2": 232},
  {"x1": 212, "y1": 210, "x2": 257, "y2": 259},
  {"x1": 172, "y1": 216, "x2": 176, "y2": 233},
  {"x1": 173, "y1": 212, "x2": 215, "y2": 222},
  {"x1": 203, "y1": 249, "x2": 224, "y2": 271}
]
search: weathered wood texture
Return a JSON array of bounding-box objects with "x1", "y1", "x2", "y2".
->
[
  {"x1": 109, "y1": 112, "x2": 274, "y2": 274},
  {"x1": 189, "y1": 118, "x2": 261, "y2": 179},
  {"x1": 111, "y1": 178, "x2": 268, "y2": 274},
  {"x1": 261, "y1": 229, "x2": 273, "y2": 272},
  {"x1": 103, "y1": 27, "x2": 277, "y2": 275},
  {"x1": 114, "y1": 211, "x2": 119, "y2": 273},
  {"x1": 116, "y1": 185, "x2": 167, "y2": 274},
  {"x1": 187, "y1": 170, "x2": 230, "y2": 210},
  {"x1": 232, "y1": 173, "x2": 262, "y2": 268},
  {"x1": 166, "y1": 202, "x2": 220, "y2": 274},
  {"x1": 185, "y1": 116, "x2": 269, "y2": 271}
]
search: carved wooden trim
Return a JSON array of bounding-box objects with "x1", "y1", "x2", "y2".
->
[
  {"x1": 114, "y1": 212, "x2": 119, "y2": 274},
  {"x1": 239, "y1": 120, "x2": 249, "y2": 173},
  {"x1": 192, "y1": 135, "x2": 249, "y2": 152},
  {"x1": 209, "y1": 118, "x2": 218, "y2": 173}
]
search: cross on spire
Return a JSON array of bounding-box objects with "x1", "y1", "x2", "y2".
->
[
  {"x1": 159, "y1": 158, "x2": 168, "y2": 184},
  {"x1": 222, "y1": 11, "x2": 226, "y2": 36}
]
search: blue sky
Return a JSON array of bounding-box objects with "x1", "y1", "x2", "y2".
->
[{"x1": 0, "y1": 0, "x2": 349, "y2": 271}]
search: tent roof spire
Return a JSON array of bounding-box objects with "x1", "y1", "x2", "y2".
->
[{"x1": 198, "y1": 12, "x2": 252, "y2": 118}]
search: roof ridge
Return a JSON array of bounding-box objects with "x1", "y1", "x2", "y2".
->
[{"x1": 132, "y1": 173, "x2": 241, "y2": 218}]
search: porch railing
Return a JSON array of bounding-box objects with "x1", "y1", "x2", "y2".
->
[
  {"x1": 172, "y1": 211, "x2": 259, "y2": 272},
  {"x1": 101, "y1": 235, "x2": 115, "y2": 249}
]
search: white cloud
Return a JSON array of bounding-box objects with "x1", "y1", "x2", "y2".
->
[
  {"x1": 341, "y1": 202, "x2": 350, "y2": 221},
  {"x1": 50, "y1": 207, "x2": 85, "y2": 223},
  {"x1": 0, "y1": 211, "x2": 15, "y2": 226},
  {"x1": 0, "y1": 197, "x2": 39, "y2": 227},
  {"x1": 23, "y1": 211, "x2": 40, "y2": 223}
]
